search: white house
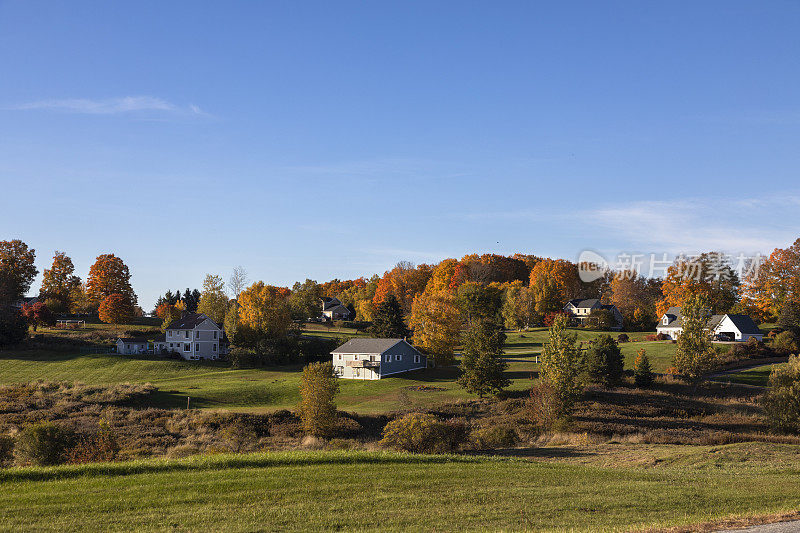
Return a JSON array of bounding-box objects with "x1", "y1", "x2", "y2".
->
[
  {"x1": 116, "y1": 337, "x2": 148, "y2": 355},
  {"x1": 153, "y1": 313, "x2": 228, "y2": 360},
  {"x1": 331, "y1": 338, "x2": 426, "y2": 380},
  {"x1": 321, "y1": 297, "x2": 351, "y2": 321},
  {"x1": 656, "y1": 307, "x2": 763, "y2": 342},
  {"x1": 564, "y1": 298, "x2": 624, "y2": 330}
]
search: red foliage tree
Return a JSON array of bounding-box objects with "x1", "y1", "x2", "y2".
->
[
  {"x1": 20, "y1": 302, "x2": 55, "y2": 331},
  {"x1": 98, "y1": 293, "x2": 133, "y2": 324}
]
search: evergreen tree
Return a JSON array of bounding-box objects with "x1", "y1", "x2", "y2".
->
[
  {"x1": 539, "y1": 314, "x2": 583, "y2": 420},
  {"x1": 583, "y1": 334, "x2": 624, "y2": 387},
  {"x1": 777, "y1": 301, "x2": 799, "y2": 333},
  {"x1": 370, "y1": 294, "x2": 409, "y2": 338},
  {"x1": 633, "y1": 348, "x2": 654, "y2": 388},
  {"x1": 458, "y1": 320, "x2": 509, "y2": 397}
]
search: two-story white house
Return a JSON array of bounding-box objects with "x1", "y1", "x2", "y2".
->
[
  {"x1": 564, "y1": 298, "x2": 624, "y2": 330},
  {"x1": 153, "y1": 313, "x2": 228, "y2": 360}
]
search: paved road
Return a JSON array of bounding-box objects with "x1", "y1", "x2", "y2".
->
[{"x1": 720, "y1": 520, "x2": 800, "y2": 532}]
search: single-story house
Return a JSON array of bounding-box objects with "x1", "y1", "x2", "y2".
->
[
  {"x1": 321, "y1": 297, "x2": 351, "y2": 321},
  {"x1": 331, "y1": 338, "x2": 426, "y2": 380},
  {"x1": 116, "y1": 337, "x2": 148, "y2": 355},
  {"x1": 564, "y1": 298, "x2": 623, "y2": 330},
  {"x1": 153, "y1": 312, "x2": 228, "y2": 360},
  {"x1": 656, "y1": 307, "x2": 763, "y2": 342}
]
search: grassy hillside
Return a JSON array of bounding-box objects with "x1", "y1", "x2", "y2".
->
[
  {"x1": 0, "y1": 326, "x2": 675, "y2": 413},
  {"x1": 1, "y1": 446, "x2": 799, "y2": 532}
]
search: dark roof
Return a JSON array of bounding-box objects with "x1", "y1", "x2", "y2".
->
[
  {"x1": 117, "y1": 337, "x2": 148, "y2": 344},
  {"x1": 566, "y1": 298, "x2": 600, "y2": 309},
  {"x1": 166, "y1": 313, "x2": 219, "y2": 331},
  {"x1": 152, "y1": 334, "x2": 166, "y2": 342},
  {"x1": 324, "y1": 304, "x2": 351, "y2": 315},
  {"x1": 723, "y1": 314, "x2": 762, "y2": 335},
  {"x1": 332, "y1": 338, "x2": 417, "y2": 355},
  {"x1": 321, "y1": 297, "x2": 342, "y2": 311}
]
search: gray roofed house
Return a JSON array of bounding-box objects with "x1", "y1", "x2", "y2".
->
[
  {"x1": 656, "y1": 307, "x2": 763, "y2": 342},
  {"x1": 564, "y1": 298, "x2": 623, "y2": 330},
  {"x1": 160, "y1": 312, "x2": 227, "y2": 360},
  {"x1": 321, "y1": 297, "x2": 351, "y2": 321},
  {"x1": 116, "y1": 337, "x2": 148, "y2": 355},
  {"x1": 332, "y1": 338, "x2": 426, "y2": 380}
]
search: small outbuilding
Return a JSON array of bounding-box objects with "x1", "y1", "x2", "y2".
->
[
  {"x1": 116, "y1": 337, "x2": 148, "y2": 355},
  {"x1": 331, "y1": 338, "x2": 426, "y2": 380}
]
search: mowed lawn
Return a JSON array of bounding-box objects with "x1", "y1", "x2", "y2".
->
[
  {"x1": 2, "y1": 447, "x2": 800, "y2": 532},
  {"x1": 0, "y1": 327, "x2": 673, "y2": 413}
]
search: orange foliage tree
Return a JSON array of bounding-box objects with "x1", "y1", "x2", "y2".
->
[
  {"x1": 372, "y1": 261, "x2": 432, "y2": 314},
  {"x1": 409, "y1": 289, "x2": 461, "y2": 366},
  {"x1": 744, "y1": 238, "x2": 800, "y2": 320},
  {"x1": 86, "y1": 254, "x2": 137, "y2": 310},
  {"x1": 98, "y1": 293, "x2": 133, "y2": 324},
  {"x1": 656, "y1": 252, "x2": 739, "y2": 317},
  {"x1": 528, "y1": 259, "x2": 581, "y2": 317},
  {"x1": 40, "y1": 251, "x2": 81, "y2": 312},
  {"x1": 237, "y1": 282, "x2": 293, "y2": 340}
]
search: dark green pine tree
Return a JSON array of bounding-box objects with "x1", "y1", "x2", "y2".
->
[
  {"x1": 458, "y1": 320, "x2": 510, "y2": 397},
  {"x1": 370, "y1": 294, "x2": 409, "y2": 338}
]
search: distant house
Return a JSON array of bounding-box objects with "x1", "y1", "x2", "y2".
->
[
  {"x1": 321, "y1": 297, "x2": 351, "y2": 321},
  {"x1": 152, "y1": 312, "x2": 228, "y2": 360},
  {"x1": 11, "y1": 296, "x2": 39, "y2": 309},
  {"x1": 331, "y1": 338, "x2": 426, "y2": 380},
  {"x1": 564, "y1": 299, "x2": 623, "y2": 330},
  {"x1": 656, "y1": 307, "x2": 763, "y2": 342},
  {"x1": 116, "y1": 338, "x2": 148, "y2": 355}
]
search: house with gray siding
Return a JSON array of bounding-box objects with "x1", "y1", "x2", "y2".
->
[
  {"x1": 116, "y1": 337, "x2": 148, "y2": 355},
  {"x1": 153, "y1": 313, "x2": 228, "y2": 360},
  {"x1": 321, "y1": 297, "x2": 352, "y2": 321},
  {"x1": 331, "y1": 338, "x2": 426, "y2": 380}
]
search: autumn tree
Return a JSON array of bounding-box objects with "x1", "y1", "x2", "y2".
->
[
  {"x1": 288, "y1": 279, "x2": 322, "y2": 321},
  {"x1": 370, "y1": 294, "x2": 409, "y2": 338},
  {"x1": 656, "y1": 252, "x2": 739, "y2": 317},
  {"x1": 673, "y1": 293, "x2": 718, "y2": 384},
  {"x1": 98, "y1": 293, "x2": 133, "y2": 324},
  {"x1": 156, "y1": 302, "x2": 182, "y2": 331},
  {"x1": 456, "y1": 281, "x2": 502, "y2": 328},
  {"x1": 744, "y1": 238, "x2": 800, "y2": 321},
  {"x1": 372, "y1": 262, "x2": 432, "y2": 314},
  {"x1": 608, "y1": 272, "x2": 661, "y2": 329},
  {"x1": 237, "y1": 282, "x2": 293, "y2": 341},
  {"x1": 458, "y1": 319, "x2": 509, "y2": 397},
  {"x1": 539, "y1": 314, "x2": 583, "y2": 420},
  {"x1": 501, "y1": 281, "x2": 535, "y2": 330},
  {"x1": 0, "y1": 306, "x2": 28, "y2": 347},
  {"x1": 21, "y1": 302, "x2": 55, "y2": 331},
  {"x1": 39, "y1": 251, "x2": 81, "y2": 313},
  {"x1": 409, "y1": 289, "x2": 461, "y2": 366},
  {"x1": 0, "y1": 240, "x2": 38, "y2": 306},
  {"x1": 197, "y1": 274, "x2": 229, "y2": 323},
  {"x1": 528, "y1": 259, "x2": 581, "y2": 319},
  {"x1": 86, "y1": 254, "x2": 137, "y2": 311},
  {"x1": 298, "y1": 361, "x2": 340, "y2": 437}
]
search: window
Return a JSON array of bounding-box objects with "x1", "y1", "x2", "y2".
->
[
  {"x1": 414, "y1": 355, "x2": 420, "y2": 364},
  {"x1": 663, "y1": 316, "x2": 668, "y2": 325},
  {"x1": 213, "y1": 331, "x2": 217, "y2": 339},
  {"x1": 395, "y1": 354, "x2": 402, "y2": 361},
  {"x1": 213, "y1": 344, "x2": 217, "y2": 351},
  {"x1": 195, "y1": 344, "x2": 200, "y2": 352},
  {"x1": 184, "y1": 331, "x2": 189, "y2": 339},
  {"x1": 338, "y1": 354, "x2": 342, "y2": 361},
  {"x1": 184, "y1": 344, "x2": 190, "y2": 351},
  {"x1": 386, "y1": 354, "x2": 391, "y2": 362},
  {"x1": 168, "y1": 331, "x2": 172, "y2": 337},
  {"x1": 169, "y1": 343, "x2": 173, "y2": 348},
  {"x1": 370, "y1": 355, "x2": 376, "y2": 362},
  {"x1": 354, "y1": 354, "x2": 358, "y2": 361},
  {"x1": 195, "y1": 331, "x2": 200, "y2": 339},
  {"x1": 126, "y1": 344, "x2": 130, "y2": 350}
]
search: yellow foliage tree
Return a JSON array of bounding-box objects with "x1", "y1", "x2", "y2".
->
[
  {"x1": 409, "y1": 289, "x2": 461, "y2": 366},
  {"x1": 237, "y1": 282, "x2": 292, "y2": 339}
]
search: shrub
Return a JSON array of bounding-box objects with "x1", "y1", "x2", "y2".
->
[
  {"x1": 655, "y1": 333, "x2": 668, "y2": 341},
  {"x1": 0, "y1": 306, "x2": 28, "y2": 347},
  {"x1": 762, "y1": 356, "x2": 800, "y2": 434},
  {"x1": 583, "y1": 334, "x2": 624, "y2": 387},
  {"x1": 633, "y1": 349, "x2": 654, "y2": 388},
  {"x1": 298, "y1": 361, "x2": 340, "y2": 437},
  {"x1": 617, "y1": 333, "x2": 629, "y2": 343},
  {"x1": 0, "y1": 435, "x2": 14, "y2": 467},
  {"x1": 66, "y1": 419, "x2": 120, "y2": 464},
  {"x1": 14, "y1": 422, "x2": 76, "y2": 466},
  {"x1": 470, "y1": 424, "x2": 518, "y2": 449},
  {"x1": 544, "y1": 311, "x2": 572, "y2": 328},
  {"x1": 380, "y1": 413, "x2": 466, "y2": 453},
  {"x1": 773, "y1": 330, "x2": 800, "y2": 355},
  {"x1": 528, "y1": 382, "x2": 561, "y2": 432}
]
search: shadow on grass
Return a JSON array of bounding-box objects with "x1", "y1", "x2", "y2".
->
[
  {"x1": 0, "y1": 451, "x2": 503, "y2": 484},
  {"x1": 465, "y1": 447, "x2": 593, "y2": 459}
]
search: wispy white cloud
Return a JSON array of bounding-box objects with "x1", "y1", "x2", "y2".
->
[{"x1": 5, "y1": 96, "x2": 206, "y2": 116}]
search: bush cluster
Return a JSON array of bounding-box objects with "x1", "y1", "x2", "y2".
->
[
  {"x1": 762, "y1": 356, "x2": 800, "y2": 434},
  {"x1": 380, "y1": 413, "x2": 467, "y2": 453}
]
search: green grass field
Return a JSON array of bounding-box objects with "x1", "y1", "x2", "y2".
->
[
  {"x1": 0, "y1": 326, "x2": 675, "y2": 413},
  {"x1": 714, "y1": 363, "x2": 781, "y2": 387},
  {"x1": 1, "y1": 446, "x2": 799, "y2": 532}
]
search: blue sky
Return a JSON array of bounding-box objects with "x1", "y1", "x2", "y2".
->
[{"x1": 2, "y1": 1, "x2": 799, "y2": 309}]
